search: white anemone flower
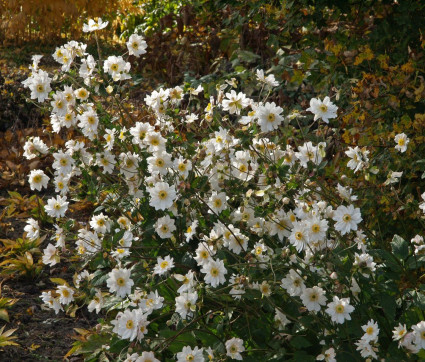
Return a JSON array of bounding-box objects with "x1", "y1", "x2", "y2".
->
[
  {"x1": 201, "y1": 259, "x2": 227, "y2": 287},
  {"x1": 225, "y1": 337, "x2": 245, "y2": 360},
  {"x1": 300, "y1": 286, "x2": 327, "y2": 312},
  {"x1": 394, "y1": 133, "x2": 409, "y2": 153},
  {"x1": 333, "y1": 204, "x2": 362, "y2": 235},
  {"x1": 306, "y1": 96, "x2": 338, "y2": 123},
  {"x1": 148, "y1": 182, "x2": 177, "y2": 211},
  {"x1": 126, "y1": 33, "x2": 147, "y2": 57},
  {"x1": 106, "y1": 268, "x2": 134, "y2": 298},
  {"x1": 83, "y1": 18, "x2": 109, "y2": 32},
  {"x1": 325, "y1": 296, "x2": 354, "y2": 324}
]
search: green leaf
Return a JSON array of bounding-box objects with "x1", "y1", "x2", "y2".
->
[
  {"x1": 158, "y1": 329, "x2": 196, "y2": 353},
  {"x1": 418, "y1": 349, "x2": 425, "y2": 359},
  {"x1": 370, "y1": 249, "x2": 402, "y2": 272},
  {"x1": 235, "y1": 50, "x2": 261, "y2": 64},
  {"x1": 411, "y1": 290, "x2": 425, "y2": 309},
  {"x1": 391, "y1": 235, "x2": 409, "y2": 260},
  {"x1": 378, "y1": 293, "x2": 397, "y2": 321},
  {"x1": 290, "y1": 336, "x2": 311, "y2": 349},
  {"x1": 291, "y1": 351, "x2": 315, "y2": 362},
  {"x1": 406, "y1": 255, "x2": 425, "y2": 269}
]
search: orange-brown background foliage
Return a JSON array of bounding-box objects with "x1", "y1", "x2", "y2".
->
[{"x1": 0, "y1": 0, "x2": 138, "y2": 44}]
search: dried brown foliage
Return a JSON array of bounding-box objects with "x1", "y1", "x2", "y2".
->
[{"x1": 0, "y1": 0, "x2": 139, "y2": 44}]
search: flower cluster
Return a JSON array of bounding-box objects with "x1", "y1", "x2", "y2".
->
[{"x1": 22, "y1": 19, "x2": 425, "y2": 361}]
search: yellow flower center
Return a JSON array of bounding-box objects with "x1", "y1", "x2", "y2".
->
[
  {"x1": 343, "y1": 214, "x2": 351, "y2": 222},
  {"x1": 158, "y1": 190, "x2": 168, "y2": 200},
  {"x1": 33, "y1": 174, "x2": 42, "y2": 183},
  {"x1": 319, "y1": 104, "x2": 328, "y2": 113},
  {"x1": 335, "y1": 305, "x2": 344, "y2": 314},
  {"x1": 311, "y1": 224, "x2": 320, "y2": 233},
  {"x1": 295, "y1": 232, "x2": 303, "y2": 240},
  {"x1": 160, "y1": 261, "x2": 169, "y2": 269},
  {"x1": 210, "y1": 267, "x2": 219, "y2": 277},
  {"x1": 214, "y1": 199, "x2": 222, "y2": 208},
  {"x1": 116, "y1": 277, "x2": 125, "y2": 286},
  {"x1": 229, "y1": 100, "x2": 242, "y2": 109},
  {"x1": 366, "y1": 326, "x2": 374, "y2": 335},
  {"x1": 150, "y1": 138, "x2": 160, "y2": 146},
  {"x1": 110, "y1": 64, "x2": 119, "y2": 72},
  {"x1": 398, "y1": 138, "x2": 405, "y2": 146},
  {"x1": 278, "y1": 221, "x2": 287, "y2": 230},
  {"x1": 126, "y1": 320, "x2": 134, "y2": 329},
  {"x1": 267, "y1": 113, "x2": 276, "y2": 122},
  {"x1": 255, "y1": 246, "x2": 263, "y2": 255}
]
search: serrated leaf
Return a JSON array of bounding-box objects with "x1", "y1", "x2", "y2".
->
[
  {"x1": 370, "y1": 249, "x2": 402, "y2": 272},
  {"x1": 406, "y1": 255, "x2": 425, "y2": 269},
  {"x1": 391, "y1": 235, "x2": 409, "y2": 260},
  {"x1": 290, "y1": 336, "x2": 311, "y2": 349},
  {"x1": 411, "y1": 290, "x2": 425, "y2": 309}
]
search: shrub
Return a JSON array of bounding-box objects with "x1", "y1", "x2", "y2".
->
[{"x1": 21, "y1": 18, "x2": 425, "y2": 361}]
